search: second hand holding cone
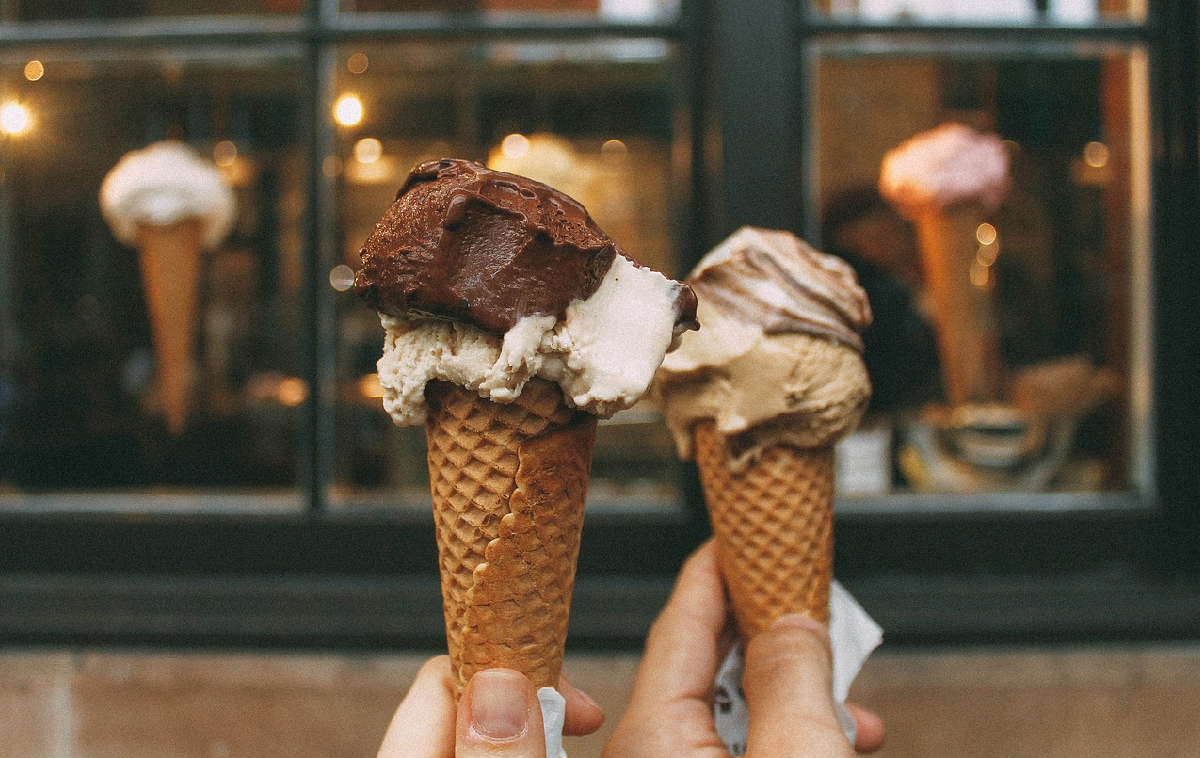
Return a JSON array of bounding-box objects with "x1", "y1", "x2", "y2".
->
[{"x1": 354, "y1": 159, "x2": 697, "y2": 750}]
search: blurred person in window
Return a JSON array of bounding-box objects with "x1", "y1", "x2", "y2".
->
[{"x1": 821, "y1": 186, "x2": 943, "y2": 413}]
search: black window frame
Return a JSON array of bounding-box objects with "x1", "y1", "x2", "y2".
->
[{"x1": 1, "y1": 0, "x2": 1197, "y2": 650}]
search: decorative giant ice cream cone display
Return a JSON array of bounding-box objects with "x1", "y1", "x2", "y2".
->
[
  {"x1": 879, "y1": 123, "x2": 1010, "y2": 406},
  {"x1": 354, "y1": 159, "x2": 697, "y2": 755},
  {"x1": 655, "y1": 227, "x2": 872, "y2": 637},
  {"x1": 101, "y1": 141, "x2": 235, "y2": 435}
]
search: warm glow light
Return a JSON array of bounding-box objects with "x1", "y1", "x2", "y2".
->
[
  {"x1": 329, "y1": 264, "x2": 355, "y2": 292},
  {"x1": 975, "y1": 222, "x2": 997, "y2": 246},
  {"x1": 976, "y1": 244, "x2": 998, "y2": 268},
  {"x1": 0, "y1": 102, "x2": 31, "y2": 135},
  {"x1": 347, "y1": 52, "x2": 369, "y2": 74},
  {"x1": 501, "y1": 133, "x2": 530, "y2": 159},
  {"x1": 1083, "y1": 140, "x2": 1110, "y2": 169},
  {"x1": 354, "y1": 137, "x2": 382, "y2": 164},
  {"x1": 334, "y1": 94, "x2": 364, "y2": 126},
  {"x1": 970, "y1": 260, "x2": 992, "y2": 289},
  {"x1": 24, "y1": 60, "x2": 44, "y2": 82},
  {"x1": 358, "y1": 373, "x2": 385, "y2": 400},
  {"x1": 278, "y1": 377, "x2": 308, "y2": 407},
  {"x1": 601, "y1": 138, "x2": 628, "y2": 156},
  {"x1": 213, "y1": 140, "x2": 238, "y2": 167}
]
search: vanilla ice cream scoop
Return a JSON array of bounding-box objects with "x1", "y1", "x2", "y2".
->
[
  {"x1": 354, "y1": 158, "x2": 698, "y2": 425},
  {"x1": 656, "y1": 227, "x2": 871, "y2": 466},
  {"x1": 879, "y1": 122, "x2": 1010, "y2": 219},
  {"x1": 100, "y1": 140, "x2": 235, "y2": 250}
]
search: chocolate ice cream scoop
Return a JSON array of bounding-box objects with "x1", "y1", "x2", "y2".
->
[
  {"x1": 354, "y1": 158, "x2": 698, "y2": 424},
  {"x1": 355, "y1": 158, "x2": 696, "y2": 334}
]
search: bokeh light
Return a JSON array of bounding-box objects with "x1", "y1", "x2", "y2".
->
[
  {"x1": 334, "y1": 94, "x2": 364, "y2": 126},
  {"x1": 0, "y1": 102, "x2": 32, "y2": 136}
]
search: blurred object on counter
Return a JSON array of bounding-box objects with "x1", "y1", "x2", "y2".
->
[{"x1": 899, "y1": 356, "x2": 1120, "y2": 492}]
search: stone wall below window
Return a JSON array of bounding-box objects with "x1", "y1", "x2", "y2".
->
[{"x1": 1, "y1": 645, "x2": 1198, "y2": 757}]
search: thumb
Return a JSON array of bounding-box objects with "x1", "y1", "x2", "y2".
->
[
  {"x1": 457, "y1": 668, "x2": 547, "y2": 758},
  {"x1": 742, "y1": 614, "x2": 854, "y2": 758}
]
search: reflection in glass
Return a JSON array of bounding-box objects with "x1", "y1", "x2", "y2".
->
[
  {"x1": 331, "y1": 41, "x2": 685, "y2": 510},
  {"x1": 811, "y1": 45, "x2": 1148, "y2": 495},
  {"x1": 341, "y1": 0, "x2": 679, "y2": 23},
  {"x1": 7, "y1": 0, "x2": 303, "y2": 21},
  {"x1": 811, "y1": 0, "x2": 1146, "y2": 23},
  {"x1": 0, "y1": 48, "x2": 306, "y2": 501}
]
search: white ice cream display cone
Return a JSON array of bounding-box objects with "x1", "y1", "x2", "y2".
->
[{"x1": 101, "y1": 141, "x2": 235, "y2": 435}]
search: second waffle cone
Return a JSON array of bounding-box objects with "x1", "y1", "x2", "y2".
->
[
  {"x1": 693, "y1": 422, "x2": 834, "y2": 638},
  {"x1": 424, "y1": 378, "x2": 597, "y2": 696}
]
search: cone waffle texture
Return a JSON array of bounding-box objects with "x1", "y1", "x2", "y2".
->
[
  {"x1": 694, "y1": 422, "x2": 834, "y2": 638},
  {"x1": 137, "y1": 219, "x2": 204, "y2": 436},
  {"x1": 424, "y1": 378, "x2": 597, "y2": 696}
]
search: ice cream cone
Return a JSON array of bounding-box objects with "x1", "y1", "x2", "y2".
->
[
  {"x1": 913, "y1": 203, "x2": 1000, "y2": 406},
  {"x1": 424, "y1": 377, "x2": 597, "y2": 696},
  {"x1": 693, "y1": 421, "x2": 833, "y2": 637},
  {"x1": 136, "y1": 218, "x2": 205, "y2": 436}
]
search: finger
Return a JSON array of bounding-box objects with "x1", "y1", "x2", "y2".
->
[
  {"x1": 633, "y1": 539, "x2": 728, "y2": 702},
  {"x1": 603, "y1": 540, "x2": 729, "y2": 757},
  {"x1": 846, "y1": 702, "x2": 887, "y2": 753},
  {"x1": 456, "y1": 668, "x2": 546, "y2": 758},
  {"x1": 742, "y1": 615, "x2": 854, "y2": 758},
  {"x1": 378, "y1": 655, "x2": 456, "y2": 758},
  {"x1": 558, "y1": 674, "x2": 605, "y2": 736}
]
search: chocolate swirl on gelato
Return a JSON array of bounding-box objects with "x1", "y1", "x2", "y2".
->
[{"x1": 690, "y1": 227, "x2": 871, "y2": 352}]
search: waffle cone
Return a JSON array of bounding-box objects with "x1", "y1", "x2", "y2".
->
[
  {"x1": 136, "y1": 219, "x2": 205, "y2": 436},
  {"x1": 913, "y1": 204, "x2": 1000, "y2": 405},
  {"x1": 694, "y1": 422, "x2": 833, "y2": 638},
  {"x1": 424, "y1": 378, "x2": 597, "y2": 696}
]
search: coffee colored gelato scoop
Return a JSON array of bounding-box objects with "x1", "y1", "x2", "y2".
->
[{"x1": 656, "y1": 226, "x2": 872, "y2": 465}]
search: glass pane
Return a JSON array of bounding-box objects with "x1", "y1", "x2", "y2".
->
[
  {"x1": 809, "y1": 0, "x2": 1147, "y2": 24},
  {"x1": 6, "y1": 0, "x2": 304, "y2": 21},
  {"x1": 330, "y1": 39, "x2": 686, "y2": 511},
  {"x1": 0, "y1": 46, "x2": 307, "y2": 510},
  {"x1": 341, "y1": 0, "x2": 679, "y2": 23},
  {"x1": 811, "y1": 42, "x2": 1151, "y2": 497}
]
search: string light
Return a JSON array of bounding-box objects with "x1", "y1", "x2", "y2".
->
[
  {"x1": 0, "y1": 102, "x2": 32, "y2": 136},
  {"x1": 333, "y1": 94, "x2": 364, "y2": 126},
  {"x1": 354, "y1": 138, "x2": 382, "y2": 164}
]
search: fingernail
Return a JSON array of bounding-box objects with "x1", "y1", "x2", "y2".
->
[
  {"x1": 572, "y1": 683, "x2": 601, "y2": 710},
  {"x1": 771, "y1": 613, "x2": 828, "y2": 635},
  {"x1": 469, "y1": 669, "x2": 529, "y2": 740}
]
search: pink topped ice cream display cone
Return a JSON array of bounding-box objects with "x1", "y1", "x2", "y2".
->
[
  {"x1": 880, "y1": 122, "x2": 1010, "y2": 406},
  {"x1": 101, "y1": 141, "x2": 235, "y2": 435}
]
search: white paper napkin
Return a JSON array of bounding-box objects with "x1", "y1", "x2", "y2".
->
[
  {"x1": 538, "y1": 685, "x2": 568, "y2": 758},
  {"x1": 713, "y1": 580, "x2": 883, "y2": 754}
]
